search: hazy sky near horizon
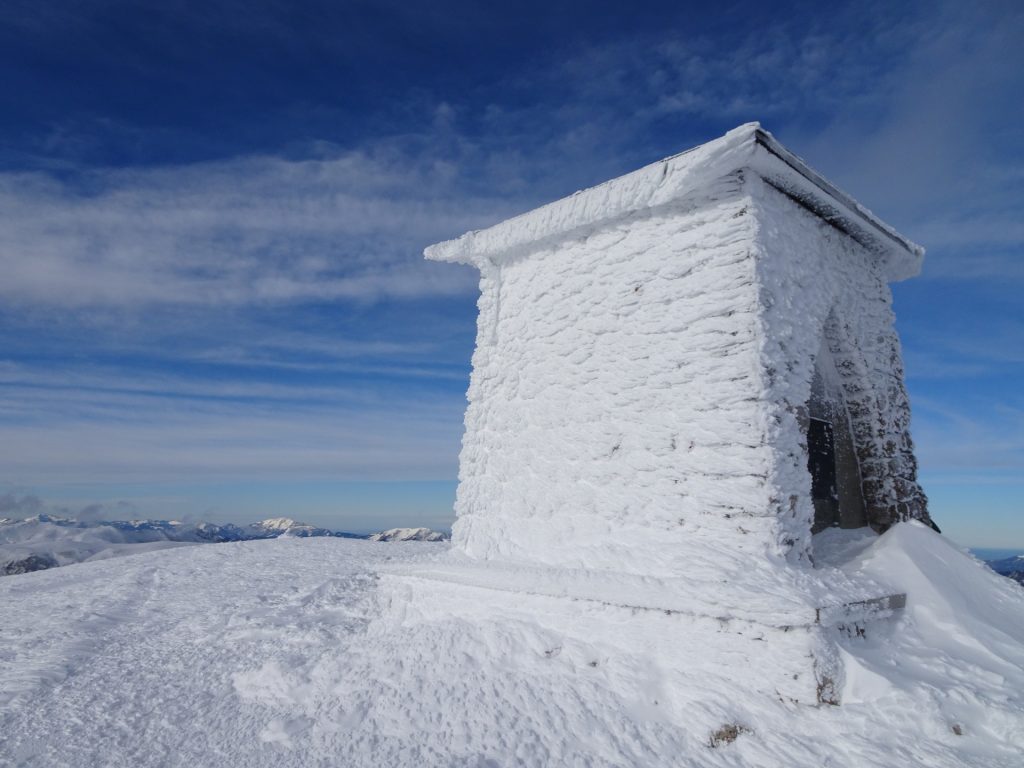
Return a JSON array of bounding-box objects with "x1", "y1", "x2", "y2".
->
[{"x1": 0, "y1": 0, "x2": 1021, "y2": 545}]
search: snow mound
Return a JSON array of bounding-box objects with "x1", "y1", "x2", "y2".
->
[
  {"x1": 832, "y1": 522, "x2": 1024, "y2": 750},
  {"x1": 368, "y1": 527, "x2": 449, "y2": 542},
  {"x1": 811, "y1": 525, "x2": 880, "y2": 566}
]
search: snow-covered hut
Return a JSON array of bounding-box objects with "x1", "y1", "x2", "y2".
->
[{"x1": 412, "y1": 123, "x2": 934, "y2": 704}]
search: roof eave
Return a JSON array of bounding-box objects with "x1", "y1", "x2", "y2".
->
[
  {"x1": 425, "y1": 124, "x2": 924, "y2": 282},
  {"x1": 748, "y1": 128, "x2": 923, "y2": 282}
]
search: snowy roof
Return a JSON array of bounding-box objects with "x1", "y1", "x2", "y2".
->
[{"x1": 425, "y1": 123, "x2": 924, "y2": 282}]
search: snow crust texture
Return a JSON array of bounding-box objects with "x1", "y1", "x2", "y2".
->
[
  {"x1": 454, "y1": 172, "x2": 777, "y2": 583},
  {"x1": 0, "y1": 525, "x2": 1020, "y2": 767}
]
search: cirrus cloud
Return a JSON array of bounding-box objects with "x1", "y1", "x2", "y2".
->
[{"x1": 0, "y1": 138, "x2": 514, "y2": 310}]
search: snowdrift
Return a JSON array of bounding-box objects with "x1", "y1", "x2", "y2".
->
[{"x1": 835, "y1": 522, "x2": 1024, "y2": 750}]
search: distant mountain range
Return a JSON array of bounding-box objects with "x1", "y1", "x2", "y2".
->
[
  {"x1": 986, "y1": 554, "x2": 1024, "y2": 586},
  {"x1": 368, "y1": 527, "x2": 449, "y2": 542},
  {"x1": 0, "y1": 515, "x2": 449, "y2": 576}
]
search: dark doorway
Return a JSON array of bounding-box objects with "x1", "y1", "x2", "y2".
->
[
  {"x1": 808, "y1": 417, "x2": 839, "y2": 532},
  {"x1": 807, "y1": 335, "x2": 868, "y2": 534}
]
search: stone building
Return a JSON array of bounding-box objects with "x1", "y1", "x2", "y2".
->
[
  {"x1": 411, "y1": 123, "x2": 934, "y2": 704},
  {"x1": 427, "y1": 122, "x2": 932, "y2": 568}
]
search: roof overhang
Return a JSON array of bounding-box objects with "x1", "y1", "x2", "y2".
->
[{"x1": 424, "y1": 123, "x2": 923, "y2": 282}]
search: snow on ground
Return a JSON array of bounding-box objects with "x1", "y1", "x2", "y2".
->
[
  {"x1": 829, "y1": 523, "x2": 1024, "y2": 747},
  {"x1": 0, "y1": 524, "x2": 1021, "y2": 767}
]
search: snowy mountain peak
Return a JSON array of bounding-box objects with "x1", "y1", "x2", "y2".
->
[
  {"x1": 250, "y1": 517, "x2": 299, "y2": 531},
  {"x1": 247, "y1": 518, "x2": 340, "y2": 538},
  {"x1": 368, "y1": 527, "x2": 449, "y2": 542}
]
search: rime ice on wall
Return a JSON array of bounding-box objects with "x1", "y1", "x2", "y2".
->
[
  {"x1": 452, "y1": 172, "x2": 778, "y2": 582},
  {"x1": 749, "y1": 173, "x2": 931, "y2": 552},
  {"x1": 426, "y1": 123, "x2": 932, "y2": 592}
]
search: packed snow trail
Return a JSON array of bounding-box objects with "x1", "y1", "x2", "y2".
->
[{"x1": 1, "y1": 527, "x2": 1022, "y2": 767}]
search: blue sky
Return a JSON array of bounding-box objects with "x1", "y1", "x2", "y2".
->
[{"x1": 0, "y1": 0, "x2": 1021, "y2": 545}]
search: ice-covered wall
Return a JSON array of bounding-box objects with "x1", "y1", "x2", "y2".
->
[
  {"x1": 432, "y1": 124, "x2": 930, "y2": 587},
  {"x1": 750, "y1": 174, "x2": 931, "y2": 562},
  {"x1": 451, "y1": 172, "x2": 799, "y2": 581}
]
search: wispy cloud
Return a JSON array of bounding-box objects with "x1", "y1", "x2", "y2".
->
[
  {"x1": 0, "y1": 362, "x2": 464, "y2": 407},
  {"x1": 8, "y1": 1, "x2": 1015, "y2": 317},
  {"x1": 559, "y1": 13, "x2": 916, "y2": 123},
  {"x1": 0, "y1": 490, "x2": 136, "y2": 522},
  {"x1": 0, "y1": 492, "x2": 45, "y2": 517},
  {"x1": 0, "y1": 137, "x2": 512, "y2": 310}
]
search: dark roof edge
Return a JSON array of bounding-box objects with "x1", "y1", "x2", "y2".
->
[{"x1": 751, "y1": 127, "x2": 923, "y2": 265}]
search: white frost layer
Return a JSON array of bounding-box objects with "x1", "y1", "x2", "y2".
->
[
  {"x1": 426, "y1": 123, "x2": 762, "y2": 265},
  {"x1": 2, "y1": 527, "x2": 1019, "y2": 766},
  {"x1": 752, "y1": 172, "x2": 927, "y2": 541},
  {"x1": 451, "y1": 173, "x2": 777, "y2": 587},
  {"x1": 439, "y1": 152, "x2": 928, "y2": 618}
]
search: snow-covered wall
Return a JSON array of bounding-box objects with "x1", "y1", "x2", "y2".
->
[
  {"x1": 452, "y1": 172, "x2": 796, "y2": 582},
  {"x1": 433, "y1": 124, "x2": 930, "y2": 590},
  {"x1": 751, "y1": 174, "x2": 930, "y2": 561}
]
